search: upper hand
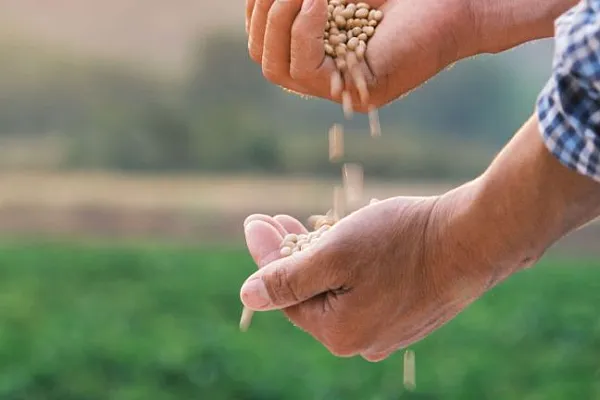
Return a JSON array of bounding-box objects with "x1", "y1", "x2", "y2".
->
[{"x1": 245, "y1": 0, "x2": 477, "y2": 111}]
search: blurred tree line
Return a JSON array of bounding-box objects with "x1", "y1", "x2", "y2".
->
[{"x1": 0, "y1": 32, "x2": 552, "y2": 180}]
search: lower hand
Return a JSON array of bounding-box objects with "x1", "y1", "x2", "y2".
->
[{"x1": 240, "y1": 185, "x2": 502, "y2": 362}]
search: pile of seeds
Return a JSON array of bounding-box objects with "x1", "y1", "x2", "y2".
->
[
  {"x1": 324, "y1": 0, "x2": 383, "y2": 132},
  {"x1": 279, "y1": 226, "x2": 331, "y2": 257}
]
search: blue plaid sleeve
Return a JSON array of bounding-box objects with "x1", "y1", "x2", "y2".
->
[{"x1": 537, "y1": 0, "x2": 600, "y2": 182}]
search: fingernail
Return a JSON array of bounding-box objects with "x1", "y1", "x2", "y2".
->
[
  {"x1": 241, "y1": 278, "x2": 272, "y2": 309},
  {"x1": 301, "y1": 0, "x2": 315, "y2": 13}
]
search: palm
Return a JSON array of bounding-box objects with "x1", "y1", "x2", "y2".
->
[{"x1": 362, "y1": 0, "x2": 466, "y2": 107}]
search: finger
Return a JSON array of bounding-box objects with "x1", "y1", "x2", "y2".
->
[
  {"x1": 249, "y1": 0, "x2": 276, "y2": 63},
  {"x1": 290, "y1": 0, "x2": 335, "y2": 88},
  {"x1": 289, "y1": 0, "x2": 328, "y2": 80},
  {"x1": 274, "y1": 215, "x2": 309, "y2": 235},
  {"x1": 240, "y1": 244, "x2": 343, "y2": 311},
  {"x1": 246, "y1": 0, "x2": 257, "y2": 34},
  {"x1": 348, "y1": 0, "x2": 387, "y2": 7},
  {"x1": 244, "y1": 220, "x2": 285, "y2": 269},
  {"x1": 244, "y1": 214, "x2": 287, "y2": 237},
  {"x1": 262, "y1": 0, "x2": 302, "y2": 85}
]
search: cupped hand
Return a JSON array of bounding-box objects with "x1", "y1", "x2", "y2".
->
[
  {"x1": 245, "y1": 0, "x2": 477, "y2": 111},
  {"x1": 240, "y1": 187, "x2": 500, "y2": 362}
]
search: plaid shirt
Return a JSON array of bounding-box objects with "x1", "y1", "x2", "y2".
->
[{"x1": 537, "y1": 0, "x2": 600, "y2": 182}]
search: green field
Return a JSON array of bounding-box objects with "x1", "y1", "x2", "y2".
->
[{"x1": 0, "y1": 241, "x2": 598, "y2": 399}]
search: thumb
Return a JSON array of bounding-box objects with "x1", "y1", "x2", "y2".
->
[
  {"x1": 240, "y1": 250, "x2": 341, "y2": 311},
  {"x1": 289, "y1": 0, "x2": 331, "y2": 80}
]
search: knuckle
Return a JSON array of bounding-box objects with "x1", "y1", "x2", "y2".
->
[
  {"x1": 265, "y1": 266, "x2": 299, "y2": 305},
  {"x1": 363, "y1": 353, "x2": 389, "y2": 363},
  {"x1": 328, "y1": 343, "x2": 357, "y2": 358},
  {"x1": 261, "y1": 64, "x2": 283, "y2": 85},
  {"x1": 248, "y1": 40, "x2": 262, "y2": 64}
]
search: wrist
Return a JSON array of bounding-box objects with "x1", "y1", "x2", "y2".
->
[
  {"x1": 466, "y1": 0, "x2": 579, "y2": 55},
  {"x1": 434, "y1": 114, "x2": 600, "y2": 289},
  {"x1": 467, "y1": 115, "x2": 600, "y2": 272}
]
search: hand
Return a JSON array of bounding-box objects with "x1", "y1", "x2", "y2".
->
[
  {"x1": 240, "y1": 187, "x2": 502, "y2": 362},
  {"x1": 239, "y1": 116, "x2": 600, "y2": 362},
  {"x1": 245, "y1": 0, "x2": 476, "y2": 111}
]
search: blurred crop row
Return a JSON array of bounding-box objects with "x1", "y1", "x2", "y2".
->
[{"x1": 0, "y1": 30, "x2": 554, "y2": 180}]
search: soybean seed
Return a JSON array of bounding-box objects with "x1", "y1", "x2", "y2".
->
[
  {"x1": 330, "y1": 71, "x2": 344, "y2": 99},
  {"x1": 356, "y1": 2, "x2": 370, "y2": 9},
  {"x1": 368, "y1": 105, "x2": 382, "y2": 137},
  {"x1": 356, "y1": 40, "x2": 367, "y2": 60},
  {"x1": 363, "y1": 26, "x2": 375, "y2": 36},
  {"x1": 280, "y1": 246, "x2": 293, "y2": 257},
  {"x1": 282, "y1": 241, "x2": 296, "y2": 249},
  {"x1": 325, "y1": 43, "x2": 335, "y2": 56},
  {"x1": 342, "y1": 91, "x2": 353, "y2": 119},
  {"x1": 347, "y1": 37, "x2": 359, "y2": 51},
  {"x1": 355, "y1": 8, "x2": 369, "y2": 18},
  {"x1": 333, "y1": 185, "x2": 346, "y2": 220},
  {"x1": 342, "y1": 163, "x2": 364, "y2": 205},
  {"x1": 239, "y1": 307, "x2": 254, "y2": 332},
  {"x1": 329, "y1": 34, "x2": 342, "y2": 46},
  {"x1": 403, "y1": 350, "x2": 417, "y2": 391},
  {"x1": 329, "y1": 123, "x2": 344, "y2": 161},
  {"x1": 335, "y1": 45, "x2": 347, "y2": 57},
  {"x1": 341, "y1": 7, "x2": 354, "y2": 18},
  {"x1": 283, "y1": 233, "x2": 298, "y2": 243}
]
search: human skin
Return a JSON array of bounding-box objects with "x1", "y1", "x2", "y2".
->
[
  {"x1": 240, "y1": 114, "x2": 600, "y2": 362},
  {"x1": 245, "y1": 0, "x2": 579, "y2": 111}
]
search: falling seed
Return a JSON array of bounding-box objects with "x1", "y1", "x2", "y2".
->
[
  {"x1": 342, "y1": 91, "x2": 353, "y2": 119},
  {"x1": 333, "y1": 185, "x2": 346, "y2": 220},
  {"x1": 346, "y1": 53, "x2": 369, "y2": 106},
  {"x1": 240, "y1": 307, "x2": 254, "y2": 332},
  {"x1": 307, "y1": 215, "x2": 324, "y2": 229},
  {"x1": 403, "y1": 350, "x2": 416, "y2": 391},
  {"x1": 368, "y1": 105, "x2": 381, "y2": 137},
  {"x1": 283, "y1": 233, "x2": 299, "y2": 243},
  {"x1": 329, "y1": 123, "x2": 344, "y2": 161},
  {"x1": 342, "y1": 163, "x2": 364, "y2": 205},
  {"x1": 330, "y1": 71, "x2": 344, "y2": 99}
]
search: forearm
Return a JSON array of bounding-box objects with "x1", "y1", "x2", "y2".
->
[
  {"x1": 469, "y1": 115, "x2": 600, "y2": 272},
  {"x1": 468, "y1": 0, "x2": 579, "y2": 54}
]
